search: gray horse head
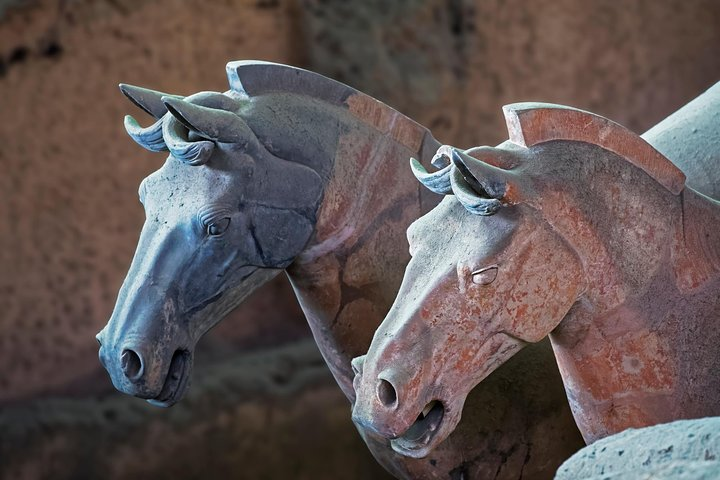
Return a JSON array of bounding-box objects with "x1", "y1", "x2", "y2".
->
[{"x1": 96, "y1": 83, "x2": 323, "y2": 406}]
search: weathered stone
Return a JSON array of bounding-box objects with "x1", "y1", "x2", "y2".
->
[{"x1": 555, "y1": 417, "x2": 720, "y2": 480}]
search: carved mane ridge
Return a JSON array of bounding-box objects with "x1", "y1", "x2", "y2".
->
[
  {"x1": 226, "y1": 60, "x2": 431, "y2": 154},
  {"x1": 503, "y1": 102, "x2": 686, "y2": 195}
]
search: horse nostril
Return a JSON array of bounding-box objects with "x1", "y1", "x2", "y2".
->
[
  {"x1": 377, "y1": 378, "x2": 398, "y2": 407},
  {"x1": 121, "y1": 349, "x2": 143, "y2": 381}
]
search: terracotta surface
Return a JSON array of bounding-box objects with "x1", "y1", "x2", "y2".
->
[
  {"x1": 2, "y1": 0, "x2": 720, "y2": 404},
  {"x1": 97, "y1": 60, "x2": 435, "y2": 405},
  {"x1": 353, "y1": 83, "x2": 720, "y2": 455},
  {"x1": 96, "y1": 61, "x2": 583, "y2": 479}
]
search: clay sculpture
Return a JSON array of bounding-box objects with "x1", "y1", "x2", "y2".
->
[
  {"x1": 97, "y1": 61, "x2": 582, "y2": 479},
  {"x1": 352, "y1": 82, "x2": 720, "y2": 455}
]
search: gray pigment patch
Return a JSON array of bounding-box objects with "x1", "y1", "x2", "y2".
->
[{"x1": 556, "y1": 417, "x2": 720, "y2": 479}]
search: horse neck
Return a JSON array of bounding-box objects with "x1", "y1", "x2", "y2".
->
[
  {"x1": 530, "y1": 143, "x2": 720, "y2": 440},
  {"x1": 522, "y1": 142, "x2": 684, "y2": 312},
  {"x1": 669, "y1": 188, "x2": 720, "y2": 291},
  {"x1": 531, "y1": 144, "x2": 720, "y2": 316},
  {"x1": 286, "y1": 114, "x2": 440, "y2": 401}
]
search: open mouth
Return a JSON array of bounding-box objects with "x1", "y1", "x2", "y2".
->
[
  {"x1": 390, "y1": 400, "x2": 445, "y2": 457},
  {"x1": 147, "y1": 350, "x2": 192, "y2": 408}
]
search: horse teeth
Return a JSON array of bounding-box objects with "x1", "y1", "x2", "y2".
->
[{"x1": 422, "y1": 401, "x2": 435, "y2": 418}]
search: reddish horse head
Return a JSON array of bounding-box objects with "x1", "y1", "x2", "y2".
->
[{"x1": 352, "y1": 84, "x2": 720, "y2": 451}]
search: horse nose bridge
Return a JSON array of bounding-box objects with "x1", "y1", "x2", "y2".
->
[
  {"x1": 359, "y1": 307, "x2": 436, "y2": 418},
  {"x1": 382, "y1": 275, "x2": 451, "y2": 342},
  {"x1": 123, "y1": 224, "x2": 188, "y2": 288},
  {"x1": 104, "y1": 284, "x2": 177, "y2": 347},
  {"x1": 370, "y1": 306, "x2": 433, "y2": 365}
]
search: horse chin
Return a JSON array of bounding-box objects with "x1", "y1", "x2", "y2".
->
[
  {"x1": 146, "y1": 350, "x2": 193, "y2": 408},
  {"x1": 389, "y1": 399, "x2": 459, "y2": 459}
]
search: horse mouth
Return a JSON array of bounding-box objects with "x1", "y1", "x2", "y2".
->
[
  {"x1": 147, "y1": 350, "x2": 191, "y2": 408},
  {"x1": 390, "y1": 400, "x2": 445, "y2": 458}
]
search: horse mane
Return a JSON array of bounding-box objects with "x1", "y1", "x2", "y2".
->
[
  {"x1": 226, "y1": 61, "x2": 431, "y2": 155},
  {"x1": 502, "y1": 102, "x2": 686, "y2": 195}
]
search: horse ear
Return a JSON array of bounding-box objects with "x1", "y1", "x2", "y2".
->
[
  {"x1": 162, "y1": 97, "x2": 256, "y2": 145},
  {"x1": 448, "y1": 147, "x2": 511, "y2": 199},
  {"x1": 119, "y1": 84, "x2": 179, "y2": 119},
  {"x1": 439, "y1": 146, "x2": 522, "y2": 216},
  {"x1": 120, "y1": 84, "x2": 180, "y2": 152},
  {"x1": 123, "y1": 115, "x2": 167, "y2": 152},
  {"x1": 410, "y1": 157, "x2": 452, "y2": 195}
]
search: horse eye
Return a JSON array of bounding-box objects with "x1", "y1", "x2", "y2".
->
[
  {"x1": 471, "y1": 266, "x2": 498, "y2": 285},
  {"x1": 207, "y1": 217, "x2": 231, "y2": 236}
]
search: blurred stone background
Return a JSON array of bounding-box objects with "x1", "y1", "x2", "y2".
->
[{"x1": 0, "y1": 0, "x2": 718, "y2": 478}]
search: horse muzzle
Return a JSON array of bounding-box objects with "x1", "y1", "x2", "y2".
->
[{"x1": 96, "y1": 328, "x2": 194, "y2": 407}]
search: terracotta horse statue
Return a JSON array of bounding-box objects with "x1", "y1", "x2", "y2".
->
[
  {"x1": 352, "y1": 82, "x2": 720, "y2": 450},
  {"x1": 96, "y1": 61, "x2": 583, "y2": 479}
]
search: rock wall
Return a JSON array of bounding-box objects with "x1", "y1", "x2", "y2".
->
[
  {"x1": 0, "y1": 0, "x2": 719, "y2": 478},
  {"x1": 300, "y1": 0, "x2": 720, "y2": 147}
]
